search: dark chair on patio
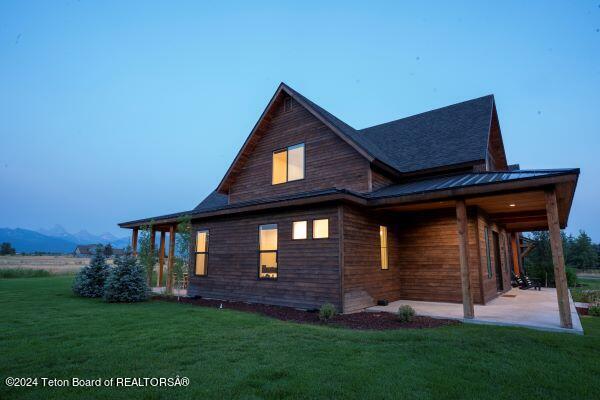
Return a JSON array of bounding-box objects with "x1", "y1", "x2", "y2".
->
[{"x1": 512, "y1": 273, "x2": 541, "y2": 290}]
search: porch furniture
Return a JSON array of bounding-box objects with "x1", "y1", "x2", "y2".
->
[{"x1": 513, "y1": 273, "x2": 541, "y2": 290}]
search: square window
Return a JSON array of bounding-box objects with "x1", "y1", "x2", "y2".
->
[
  {"x1": 313, "y1": 219, "x2": 329, "y2": 239},
  {"x1": 293, "y1": 221, "x2": 307, "y2": 240}
]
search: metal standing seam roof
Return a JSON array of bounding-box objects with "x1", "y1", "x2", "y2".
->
[{"x1": 368, "y1": 169, "x2": 579, "y2": 199}]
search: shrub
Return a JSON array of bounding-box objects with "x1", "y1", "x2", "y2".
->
[
  {"x1": 589, "y1": 303, "x2": 600, "y2": 317},
  {"x1": 397, "y1": 305, "x2": 416, "y2": 323},
  {"x1": 572, "y1": 289, "x2": 600, "y2": 304},
  {"x1": 73, "y1": 246, "x2": 109, "y2": 297},
  {"x1": 318, "y1": 303, "x2": 337, "y2": 321},
  {"x1": 565, "y1": 267, "x2": 578, "y2": 288},
  {"x1": 103, "y1": 249, "x2": 149, "y2": 303}
]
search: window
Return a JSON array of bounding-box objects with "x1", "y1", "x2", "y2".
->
[
  {"x1": 484, "y1": 226, "x2": 492, "y2": 278},
  {"x1": 272, "y1": 143, "x2": 304, "y2": 184},
  {"x1": 259, "y1": 224, "x2": 278, "y2": 279},
  {"x1": 313, "y1": 219, "x2": 329, "y2": 239},
  {"x1": 195, "y1": 230, "x2": 209, "y2": 276},
  {"x1": 293, "y1": 221, "x2": 307, "y2": 240},
  {"x1": 380, "y1": 226, "x2": 388, "y2": 270}
]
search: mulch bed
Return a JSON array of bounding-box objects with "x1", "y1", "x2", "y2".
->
[{"x1": 155, "y1": 296, "x2": 459, "y2": 330}]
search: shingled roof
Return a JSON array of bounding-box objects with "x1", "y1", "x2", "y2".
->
[
  {"x1": 284, "y1": 84, "x2": 496, "y2": 174},
  {"x1": 359, "y1": 95, "x2": 495, "y2": 173}
]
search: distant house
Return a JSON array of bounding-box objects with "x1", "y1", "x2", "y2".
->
[
  {"x1": 74, "y1": 244, "x2": 124, "y2": 258},
  {"x1": 119, "y1": 83, "x2": 579, "y2": 329}
]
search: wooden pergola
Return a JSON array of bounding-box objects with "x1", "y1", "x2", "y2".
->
[{"x1": 131, "y1": 223, "x2": 178, "y2": 292}]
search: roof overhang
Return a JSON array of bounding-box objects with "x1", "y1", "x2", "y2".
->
[
  {"x1": 120, "y1": 170, "x2": 579, "y2": 233},
  {"x1": 370, "y1": 171, "x2": 579, "y2": 231},
  {"x1": 118, "y1": 190, "x2": 367, "y2": 229}
]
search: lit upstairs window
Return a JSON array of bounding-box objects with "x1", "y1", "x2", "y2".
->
[{"x1": 272, "y1": 143, "x2": 304, "y2": 184}]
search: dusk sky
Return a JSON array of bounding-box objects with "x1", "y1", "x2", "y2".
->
[{"x1": 1, "y1": 1, "x2": 599, "y2": 240}]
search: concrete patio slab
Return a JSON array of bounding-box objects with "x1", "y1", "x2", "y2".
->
[{"x1": 367, "y1": 288, "x2": 584, "y2": 335}]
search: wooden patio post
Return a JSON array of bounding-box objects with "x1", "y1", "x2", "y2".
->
[
  {"x1": 167, "y1": 225, "x2": 176, "y2": 292},
  {"x1": 157, "y1": 231, "x2": 165, "y2": 287},
  {"x1": 510, "y1": 234, "x2": 520, "y2": 275},
  {"x1": 132, "y1": 228, "x2": 139, "y2": 256},
  {"x1": 456, "y1": 199, "x2": 475, "y2": 319},
  {"x1": 545, "y1": 188, "x2": 573, "y2": 329},
  {"x1": 147, "y1": 228, "x2": 156, "y2": 286}
]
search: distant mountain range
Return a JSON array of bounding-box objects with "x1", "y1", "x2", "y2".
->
[{"x1": 0, "y1": 225, "x2": 130, "y2": 253}]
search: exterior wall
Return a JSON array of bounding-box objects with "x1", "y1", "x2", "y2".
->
[
  {"x1": 370, "y1": 167, "x2": 395, "y2": 191},
  {"x1": 341, "y1": 205, "x2": 403, "y2": 313},
  {"x1": 476, "y1": 212, "x2": 511, "y2": 302},
  {"x1": 394, "y1": 210, "x2": 485, "y2": 304},
  {"x1": 188, "y1": 204, "x2": 342, "y2": 310},
  {"x1": 228, "y1": 97, "x2": 370, "y2": 203}
]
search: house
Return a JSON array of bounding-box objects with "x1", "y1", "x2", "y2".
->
[
  {"x1": 74, "y1": 244, "x2": 124, "y2": 257},
  {"x1": 119, "y1": 83, "x2": 579, "y2": 329}
]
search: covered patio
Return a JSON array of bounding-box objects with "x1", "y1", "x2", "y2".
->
[
  {"x1": 369, "y1": 168, "x2": 579, "y2": 330},
  {"x1": 368, "y1": 287, "x2": 583, "y2": 334},
  {"x1": 129, "y1": 222, "x2": 181, "y2": 293}
]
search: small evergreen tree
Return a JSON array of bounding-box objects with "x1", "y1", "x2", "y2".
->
[
  {"x1": 0, "y1": 242, "x2": 16, "y2": 255},
  {"x1": 73, "y1": 245, "x2": 110, "y2": 298},
  {"x1": 569, "y1": 231, "x2": 598, "y2": 269},
  {"x1": 103, "y1": 248, "x2": 149, "y2": 303}
]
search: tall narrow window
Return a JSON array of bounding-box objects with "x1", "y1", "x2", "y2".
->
[
  {"x1": 287, "y1": 144, "x2": 304, "y2": 181},
  {"x1": 313, "y1": 219, "x2": 329, "y2": 239},
  {"x1": 272, "y1": 150, "x2": 287, "y2": 185},
  {"x1": 272, "y1": 143, "x2": 304, "y2": 184},
  {"x1": 195, "y1": 230, "x2": 209, "y2": 276},
  {"x1": 259, "y1": 224, "x2": 278, "y2": 279},
  {"x1": 293, "y1": 221, "x2": 307, "y2": 240},
  {"x1": 484, "y1": 226, "x2": 492, "y2": 278},
  {"x1": 380, "y1": 226, "x2": 388, "y2": 270}
]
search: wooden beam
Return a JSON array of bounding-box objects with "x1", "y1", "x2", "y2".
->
[
  {"x1": 545, "y1": 188, "x2": 573, "y2": 329},
  {"x1": 511, "y1": 234, "x2": 520, "y2": 275},
  {"x1": 150, "y1": 229, "x2": 156, "y2": 253},
  {"x1": 157, "y1": 231, "x2": 165, "y2": 287},
  {"x1": 167, "y1": 225, "x2": 176, "y2": 292},
  {"x1": 132, "y1": 228, "x2": 138, "y2": 256},
  {"x1": 473, "y1": 210, "x2": 485, "y2": 304},
  {"x1": 455, "y1": 199, "x2": 474, "y2": 319}
]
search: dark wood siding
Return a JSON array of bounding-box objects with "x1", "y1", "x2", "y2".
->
[
  {"x1": 342, "y1": 205, "x2": 403, "y2": 312},
  {"x1": 370, "y1": 167, "x2": 394, "y2": 191},
  {"x1": 228, "y1": 98, "x2": 370, "y2": 203},
  {"x1": 393, "y1": 210, "x2": 484, "y2": 304},
  {"x1": 476, "y1": 212, "x2": 511, "y2": 303},
  {"x1": 188, "y1": 204, "x2": 341, "y2": 310}
]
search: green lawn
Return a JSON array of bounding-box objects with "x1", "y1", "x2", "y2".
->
[{"x1": 1, "y1": 277, "x2": 599, "y2": 400}]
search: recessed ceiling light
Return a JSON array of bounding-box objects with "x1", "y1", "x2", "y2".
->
[{"x1": 509, "y1": 203, "x2": 516, "y2": 207}]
